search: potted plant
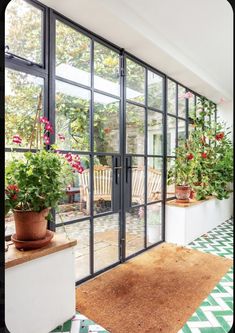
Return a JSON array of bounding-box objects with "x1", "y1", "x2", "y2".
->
[
  {"x1": 168, "y1": 97, "x2": 233, "y2": 202},
  {"x1": 167, "y1": 142, "x2": 197, "y2": 202},
  {"x1": 5, "y1": 116, "x2": 84, "y2": 248}
]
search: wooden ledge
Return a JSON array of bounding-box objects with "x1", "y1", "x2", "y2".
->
[
  {"x1": 5, "y1": 234, "x2": 77, "y2": 269},
  {"x1": 166, "y1": 196, "x2": 216, "y2": 207}
]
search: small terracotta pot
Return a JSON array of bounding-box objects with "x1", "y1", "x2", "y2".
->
[
  {"x1": 175, "y1": 185, "x2": 191, "y2": 202},
  {"x1": 13, "y1": 208, "x2": 49, "y2": 241}
]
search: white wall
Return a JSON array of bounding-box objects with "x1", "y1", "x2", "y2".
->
[{"x1": 217, "y1": 101, "x2": 233, "y2": 141}]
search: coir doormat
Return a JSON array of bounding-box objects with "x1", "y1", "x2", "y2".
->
[{"x1": 76, "y1": 243, "x2": 232, "y2": 333}]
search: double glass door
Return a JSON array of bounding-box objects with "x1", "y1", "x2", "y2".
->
[{"x1": 54, "y1": 17, "x2": 164, "y2": 282}]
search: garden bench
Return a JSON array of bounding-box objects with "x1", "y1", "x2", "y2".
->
[{"x1": 77, "y1": 165, "x2": 162, "y2": 213}]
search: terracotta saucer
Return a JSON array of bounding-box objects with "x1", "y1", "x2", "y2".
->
[{"x1": 11, "y1": 230, "x2": 54, "y2": 250}]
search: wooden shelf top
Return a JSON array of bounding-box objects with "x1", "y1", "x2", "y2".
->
[
  {"x1": 166, "y1": 196, "x2": 215, "y2": 208},
  {"x1": 5, "y1": 234, "x2": 77, "y2": 269}
]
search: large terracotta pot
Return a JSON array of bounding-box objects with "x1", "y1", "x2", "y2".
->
[
  {"x1": 13, "y1": 208, "x2": 49, "y2": 241},
  {"x1": 175, "y1": 185, "x2": 191, "y2": 202}
]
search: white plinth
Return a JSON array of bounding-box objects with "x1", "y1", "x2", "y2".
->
[
  {"x1": 5, "y1": 236, "x2": 77, "y2": 333},
  {"x1": 166, "y1": 195, "x2": 233, "y2": 246}
]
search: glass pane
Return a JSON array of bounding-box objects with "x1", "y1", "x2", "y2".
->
[
  {"x1": 167, "y1": 79, "x2": 176, "y2": 115},
  {"x1": 148, "y1": 111, "x2": 163, "y2": 155},
  {"x1": 94, "y1": 214, "x2": 119, "y2": 272},
  {"x1": 178, "y1": 85, "x2": 186, "y2": 118},
  {"x1": 93, "y1": 156, "x2": 113, "y2": 215},
  {"x1": 5, "y1": 0, "x2": 43, "y2": 64},
  {"x1": 147, "y1": 203, "x2": 162, "y2": 245},
  {"x1": 188, "y1": 93, "x2": 196, "y2": 119},
  {"x1": 94, "y1": 42, "x2": 120, "y2": 96},
  {"x1": 5, "y1": 69, "x2": 44, "y2": 149},
  {"x1": 126, "y1": 103, "x2": 145, "y2": 154},
  {"x1": 126, "y1": 59, "x2": 145, "y2": 104},
  {"x1": 56, "y1": 20, "x2": 91, "y2": 86},
  {"x1": 55, "y1": 155, "x2": 90, "y2": 222},
  {"x1": 178, "y1": 119, "x2": 186, "y2": 143},
  {"x1": 148, "y1": 71, "x2": 163, "y2": 110},
  {"x1": 167, "y1": 116, "x2": 176, "y2": 156},
  {"x1": 126, "y1": 207, "x2": 145, "y2": 257},
  {"x1": 55, "y1": 80, "x2": 90, "y2": 151},
  {"x1": 57, "y1": 221, "x2": 90, "y2": 281},
  {"x1": 147, "y1": 157, "x2": 162, "y2": 202},
  {"x1": 167, "y1": 158, "x2": 175, "y2": 198},
  {"x1": 94, "y1": 93, "x2": 120, "y2": 153},
  {"x1": 131, "y1": 157, "x2": 145, "y2": 206}
]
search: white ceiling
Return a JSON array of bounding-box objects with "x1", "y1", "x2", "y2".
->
[{"x1": 39, "y1": 0, "x2": 233, "y2": 104}]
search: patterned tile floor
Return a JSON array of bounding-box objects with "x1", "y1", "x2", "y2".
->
[{"x1": 52, "y1": 218, "x2": 233, "y2": 333}]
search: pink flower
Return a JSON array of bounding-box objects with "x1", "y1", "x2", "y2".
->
[
  {"x1": 12, "y1": 134, "x2": 22, "y2": 144},
  {"x1": 58, "y1": 133, "x2": 65, "y2": 141},
  {"x1": 184, "y1": 92, "x2": 193, "y2": 99},
  {"x1": 45, "y1": 123, "x2": 54, "y2": 133},
  {"x1": 39, "y1": 116, "x2": 49, "y2": 124},
  {"x1": 218, "y1": 97, "x2": 225, "y2": 105},
  {"x1": 65, "y1": 153, "x2": 73, "y2": 162},
  {"x1": 43, "y1": 134, "x2": 50, "y2": 145}
]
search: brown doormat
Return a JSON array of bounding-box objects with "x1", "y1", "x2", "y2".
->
[{"x1": 76, "y1": 243, "x2": 232, "y2": 333}]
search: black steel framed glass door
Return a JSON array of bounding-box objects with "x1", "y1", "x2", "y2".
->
[
  {"x1": 46, "y1": 12, "x2": 166, "y2": 283},
  {"x1": 123, "y1": 55, "x2": 165, "y2": 260}
]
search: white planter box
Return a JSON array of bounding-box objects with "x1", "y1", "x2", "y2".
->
[
  {"x1": 147, "y1": 224, "x2": 161, "y2": 244},
  {"x1": 5, "y1": 236, "x2": 77, "y2": 333},
  {"x1": 165, "y1": 195, "x2": 233, "y2": 246}
]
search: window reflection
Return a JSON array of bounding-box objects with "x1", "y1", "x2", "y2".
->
[
  {"x1": 126, "y1": 59, "x2": 145, "y2": 104},
  {"x1": 94, "y1": 42, "x2": 120, "y2": 96},
  {"x1": 148, "y1": 111, "x2": 163, "y2": 155},
  {"x1": 55, "y1": 80, "x2": 90, "y2": 151}
]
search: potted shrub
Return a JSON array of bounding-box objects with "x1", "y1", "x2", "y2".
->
[
  {"x1": 167, "y1": 143, "x2": 197, "y2": 202},
  {"x1": 168, "y1": 97, "x2": 233, "y2": 202},
  {"x1": 5, "y1": 116, "x2": 84, "y2": 248}
]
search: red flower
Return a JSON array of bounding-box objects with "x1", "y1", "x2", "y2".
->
[
  {"x1": 215, "y1": 132, "x2": 224, "y2": 140},
  {"x1": 6, "y1": 184, "x2": 19, "y2": 193},
  {"x1": 12, "y1": 134, "x2": 22, "y2": 145},
  {"x1": 186, "y1": 153, "x2": 194, "y2": 160},
  {"x1": 201, "y1": 152, "x2": 207, "y2": 158}
]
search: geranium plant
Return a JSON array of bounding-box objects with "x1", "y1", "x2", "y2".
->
[{"x1": 5, "y1": 115, "x2": 84, "y2": 219}]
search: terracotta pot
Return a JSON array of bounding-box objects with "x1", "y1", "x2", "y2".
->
[
  {"x1": 175, "y1": 185, "x2": 191, "y2": 202},
  {"x1": 13, "y1": 208, "x2": 49, "y2": 241}
]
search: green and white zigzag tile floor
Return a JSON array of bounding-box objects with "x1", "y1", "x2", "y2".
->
[{"x1": 52, "y1": 218, "x2": 233, "y2": 333}]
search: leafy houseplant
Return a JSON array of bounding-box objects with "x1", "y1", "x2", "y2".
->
[{"x1": 5, "y1": 115, "x2": 84, "y2": 245}]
